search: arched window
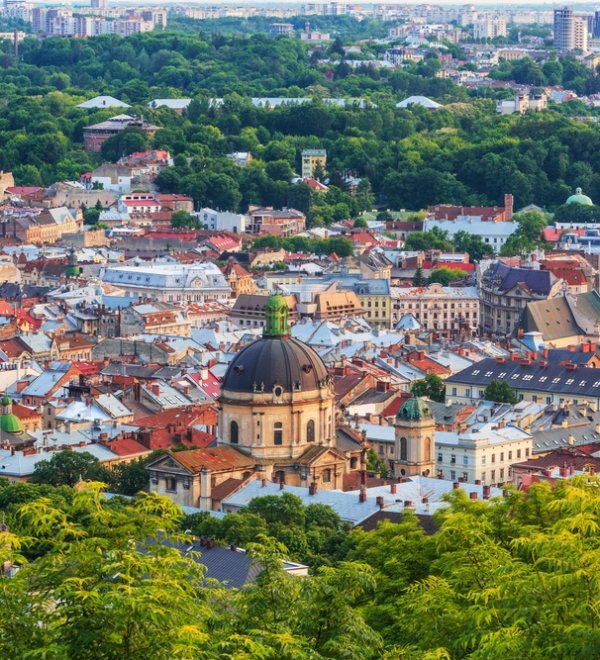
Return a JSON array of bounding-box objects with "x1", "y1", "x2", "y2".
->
[
  {"x1": 424, "y1": 437, "x2": 431, "y2": 462},
  {"x1": 274, "y1": 422, "x2": 283, "y2": 445},
  {"x1": 400, "y1": 436, "x2": 408, "y2": 461},
  {"x1": 350, "y1": 457, "x2": 358, "y2": 470},
  {"x1": 275, "y1": 470, "x2": 285, "y2": 484},
  {"x1": 230, "y1": 421, "x2": 239, "y2": 444},
  {"x1": 307, "y1": 419, "x2": 315, "y2": 442}
]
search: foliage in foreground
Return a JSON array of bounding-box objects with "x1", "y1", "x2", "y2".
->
[{"x1": 0, "y1": 475, "x2": 599, "y2": 658}]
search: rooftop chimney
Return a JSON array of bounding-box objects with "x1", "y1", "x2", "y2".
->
[
  {"x1": 376, "y1": 495, "x2": 384, "y2": 509},
  {"x1": 309, "y1": 482, "x2": 317, "y2": 496},
  {"x1": 390, "y1": 483, "x2": 397, "y2": 494},
  {"x1": 359, "y1": 487, "x2": 367, "y2": 503},
  {"x1": 261, "y1": 478, "x2": 267, "y2": 488},
  {"x1": 469, "y1": 492, "x2": 478, "y2": 500},
  {"x1": 482, "y1": 485, "x2": 491, "y2": 500},
  {"x1": 453, "y1": 482, "x2": 460, "y2": 490}
]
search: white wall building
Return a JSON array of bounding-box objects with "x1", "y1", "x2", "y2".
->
[
  {"x1": 100, "y1": 263, "x2": 231, "y2": 303},
  {"x1": 197, "y1": 208, "x2": 248, "y2": 234},
  {"x1": 423, "y1": 218, "x2": 519, "y2": 254}
]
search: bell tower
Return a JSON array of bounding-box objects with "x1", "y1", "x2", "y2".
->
[{"x1": 394, "y1": 396, "x2": 435, "y2": 478}]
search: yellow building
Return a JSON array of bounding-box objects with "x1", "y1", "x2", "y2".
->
[{"x1": 301, "y1": 149, "x2": 326, "y2": 178}]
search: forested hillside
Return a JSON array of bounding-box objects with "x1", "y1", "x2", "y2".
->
[{"x1": 0, "y1": 31, "x2": 599, "y2": 213}]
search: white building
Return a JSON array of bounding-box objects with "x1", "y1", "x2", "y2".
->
[
  {"x1": 197, "y1": 208, "x2": 248, "y2": 234},
  {"x1": 361, "y1": 420, "x2": 532, "y2": 488},
  {"x1": 436, "y1": 422, "x2": 532, "y2": 486},
  {"x1": 423, "y1": 218, "x2": 519, "y2": 254},
  {"x1": 473, "y1": 16, "x2": 507, "y2": 40},
  {"x1": 391, "y1": 284, "x2": 480, "y2": 337},
  {"x1": 100, "y1": 263, "x2": 231, "y2": 303}
]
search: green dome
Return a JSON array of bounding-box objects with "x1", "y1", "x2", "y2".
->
[
  {"x1": 566, "y1": 187, "x2": 593, "y2": 206},
  {"x1": 397, "y1": 396, "x2": 431, "y2": 421},
  {"x1": 1, "y1": 396, "x2": 10, "y2": 406},
  {"x1": 263, "y1": 294, "x2": 291, "y2": 338},
  {"x1": 0, "y1": 413, "x2": 22, "y2": 434},
  {"x1": 65, "y1": 265, "x2": 81, "y2": 277}
]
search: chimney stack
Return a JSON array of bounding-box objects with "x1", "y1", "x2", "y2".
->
[
  {"x1": 359, "y1": 487, "x2": 367, "y2": 503},
  {"x1": 482, "y1": 485, "x2": 491, "y2": 500},
  {"x1": 309, "y1": 482, "x2": 317, "y2": 495},
  {"x1": 469, "y1": 492, "x2": 478, "y2": 500},
  {"x1": 376, "y1": 495, "x2": 384, "y2": 509},
  {"x1": 390, "y1": 483, "x2": 397, "y2": 494},
  {"x1": 261, "y1": 478, "x2": 267, "y2": 488},
  {"x1": 279, "y1": 480, "x2": 285, "y2": 490},
  {"x1": 453, "y1": 482, "x2": 460, "y2": 489}
]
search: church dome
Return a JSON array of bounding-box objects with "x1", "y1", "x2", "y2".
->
[
  {"x1": 222, "y1": 337, "x2": 328, "y2": 394},
  {"x1": 566, "y1": 187, "x2": 593, "y2": 206},
  {"x1": 221, "y1": 294, "x2": 329, "y2": 395},
  {"x1": 0, "y1": 397, "x2": 23, "y2": 434},
  {"x1": 397, "y1": 396, "x2": 431, "y2": 421}
]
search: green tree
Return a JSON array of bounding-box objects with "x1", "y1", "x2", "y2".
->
[
  {"x1": 411, "y1": 374, "x2": 445, "y2": 402},
  {"x1": 353, "y1": 216, "x2": 368, "y2": 228},
  {"x1": 428, "y1": 267, "x2": 466, "y2": 285},
  {"x1": 405, "y1": 227, "x2": 453, "y2": 252},
  {"x1": 453, "y1": 230, "x2": 494, "y2": 262},
  {"x1": 483, "y1": 379, "x2": 518, "y2": 404},
  {"x1": 30, "y1": 451, "x2": 108, "y2": 487},
  {"x1": 367, "y1": 448, "x2": 389, "y2": 478},
  {"x1": 171, "y1": 210, "x2": 200, "y2": 229},
  {"x1": 413, "y1": 266, "x2": 426, "y2": 286}
]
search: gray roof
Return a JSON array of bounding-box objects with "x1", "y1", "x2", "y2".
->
[{"x1": 446, "y1": 353, "x2": 600, "y2": 399}]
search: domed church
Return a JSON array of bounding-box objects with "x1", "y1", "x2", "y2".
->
[
  {"x1": 218, "y1": 294, "x2": 356, "y2": 488},
  {"x1": 147, "y1": 295, "x2": 365, "y2": 508}
]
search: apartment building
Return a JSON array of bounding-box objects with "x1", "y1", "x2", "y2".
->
[{"x1": 393, "y1": 284, "x2": 479, "y2": 337}]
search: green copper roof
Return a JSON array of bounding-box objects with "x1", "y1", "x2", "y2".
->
[
  {"x1": 0, "y1": 413, "x2": 22, "y2": 434},
  {"x1": 263, "y1": 294, "x2": 290, "y2": 338},
  {"x1": 397, "y1": 396, "x2": 431, "y2": 421},
  {"x1": 65, "y1": 266, "x2": 81, "y2": 277},
  {"x1": 1, "y1": 396, "x2": 10, "y2": 406},
  {"x1": 566, "y1": 187, "x2": 593, "y2": 206}
]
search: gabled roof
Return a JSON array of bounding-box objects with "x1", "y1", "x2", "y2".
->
[
  {"x1": 160, "y1": 447, "x2": 255, "y2": 474},
  {"x1": 77, "y1": 95, "x2": 131, "y2": 109}
]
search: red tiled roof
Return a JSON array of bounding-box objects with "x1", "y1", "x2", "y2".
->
[
  {"x1": 342, "y1": 471, "x2": 391, "y2": 491},
  {"x1": 103, "y1": 436, "x2": 151, "y2": 457},
  {"x1": 6, "y1": 186, "x2": 44, "y2": 195},
  {"x1": 381, "y1": 393, "x2": 411, "y2": 417},
  {"x1": 136, "y1": 406, "x2": 218, "y2": 430},
  {"x1": 0, "y1": 302, "x2": 14, "y2": 317},
  {"x1": 172, "y1": 446, "x2": 255, "y2": 473}
]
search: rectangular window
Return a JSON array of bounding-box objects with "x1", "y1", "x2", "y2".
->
[
  {"x1": 482, "y1": 456, "x2": 486, "y2": 465},
  {"x1": 517, "y1": 449, "x2": 521, "y2": 459},
  {"x1": 166, "y1": 477, "x2": 177, "y2": 492},
  {"x1": 437, "y1": 453, "x2": 443, "y2": 463},
  {"x1": 450, "y1": 471, "x2": 456, "y2": 480},
  {"x1": 491, "y1": 454, "x2": 495, "y2": 463},
  {"x1": 463, "y1": 455, "x2": 469, "y2": 466},
  {"x1": 500, "y1": 452, "x2": 504, "y2": 462},
  {"x1": 491, "y1": 470, "x2": 496, "y2": 481},
  {"x1": 450, "y1": 454, "x2": 456, "y2": 464}
]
